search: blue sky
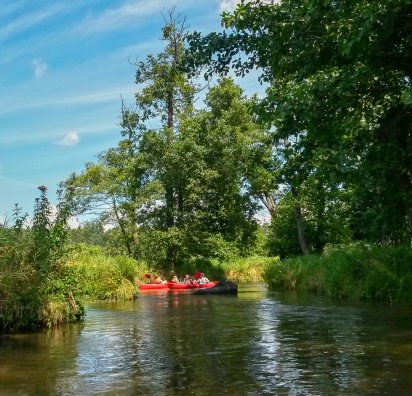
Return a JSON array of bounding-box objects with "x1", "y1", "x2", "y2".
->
[{"x1": 0, "y1": 0, "x2": 262, "y2": 223}]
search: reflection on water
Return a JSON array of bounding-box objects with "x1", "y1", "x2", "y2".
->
[{"x1": 1, "y1": 288, "x2": 412, "y2": 395}]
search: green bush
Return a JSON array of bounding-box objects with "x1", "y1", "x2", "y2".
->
[
  {"x1": 0, "y1": 189, "x2": 84, "y2": 332},
  {"x1": 66, "y1": 244, "x2": 149, "y2": 300},
  {"x1": 220, "y1": 256, "x2": 281, "y2": 283},
  {"x1": 265, "y1": 244, "x2": 412, "y2": 303},
  {"x1": 174, "y1": 255, "x2": 280, "y2": 284}
]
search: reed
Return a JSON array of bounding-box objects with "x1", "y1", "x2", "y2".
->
[
  {"x1": 176, "y1": 256, "x2": 281, "y2": 284},
  {"x1": 265, "y1": 244, "x2": 412, "y2": 303},
  {"x1": 66, "y1": 244, "x2": 149, "y2": 300},
  {"x1": 39, "y1": 297, "x2": 71, "y2": 327},
  {"x1": 0, "y1": 189, "x2": 85, "y2": 332},
  {"x1": 220, "y1": 256, "x2": 281, "y2": 284}
]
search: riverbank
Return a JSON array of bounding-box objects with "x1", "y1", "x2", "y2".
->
[
  {"x1": 265, "y1": 244, "x2": 412, "y2": 303},
  {"x1": 65, "y1": 245, "x2": 278, "y2": 299},
  {"x1": 64, "y1": 244, "x2": 412, "y2": 304},
  {"x1": 2, "y1": 242, "x2": 412, "y2": 332}
]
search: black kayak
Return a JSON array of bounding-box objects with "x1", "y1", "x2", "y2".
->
[{"x1": 192, "y1": 280, "x2": 238, "y2": 295}]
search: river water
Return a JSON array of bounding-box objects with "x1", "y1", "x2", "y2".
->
[{"x1": 1, "y1": 285, "x2": 412, "y2": 395}]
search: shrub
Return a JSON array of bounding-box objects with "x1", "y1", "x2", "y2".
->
[
  {"x1": 218, "y1": 256, "x2": 281, "y2": 284},
  {"x1": 265, "y1": 244, "x2": 412, "y2": 303},
  {"x1": 0, "y1": 188, "x2": 85, "y2": 332},
  {"x1": 66, "y1": 244, "x2": 149, "y2": 300}
]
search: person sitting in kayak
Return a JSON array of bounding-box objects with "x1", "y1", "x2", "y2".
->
[
  {"x1": 183, "y1": 274, "x2": 192, "y2": 284},
  {"x1": 198, "y1": 273, "x2": 210, "y2": 285},
  {"x1": 153, "y1": 275, "x2": 167, "y2": 284},
  {"x1": 193, "y1": 272, "x2": 202, "y2": 282},
  {"x1": 171, "y1": 275, "x2": 180, "y2": 283}
]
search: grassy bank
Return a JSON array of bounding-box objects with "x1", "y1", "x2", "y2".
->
[
  {"x1": 65, "y1": 244, "x2": 149, "y2": 300},
  {"x1": 265, "y1": 244, "x2": 412, "y2": 303},
  {"x1": 1, "y1": 238, "x2": 278, "y2": 331},
  {"x1": 5, "y1": 235, "x2": 409, "y2": 333},
  {"x1": 0, "y1": 230, "x2": 83, "y2": 332},
  {"x1": 66, "y1": 246, "x2": 279, "y2": 300},
  {"x1": 0, "y1": 189, "x2": 87, "y2": 332},
  {"x1": 162, "y1": 256, "x2": 281, "y2": 284}
]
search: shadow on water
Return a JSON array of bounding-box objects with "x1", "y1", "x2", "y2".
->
[
  {"x1": 0, "y1": 323, "x2": 84, "y2": 395},
  {"x1": 1, "y1": 287, "x2": 412, "y2": 395}
]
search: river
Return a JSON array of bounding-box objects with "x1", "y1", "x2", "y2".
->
[{"x1": 1, "y1": 285, "x2": 412, "y2": 395}]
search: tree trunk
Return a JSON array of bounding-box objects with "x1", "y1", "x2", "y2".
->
[
  {"x1": 407, "y1": 205, "x2": 412, "y2": 235},
  {"x1": 294, "y1": 204, "x2": 310, "y2": 255},
  {"x1": 259, "y1": 192, "x2": 276, "y2": 219},
  {"x1": 112, "y1": 197, "x2": 133, "y2": 257},
  {"x1": 167, "y1": 246, "x2": 175, "y2": 273},
  {"x1": 291, "y1": 187, "x2": 310, "y2": 255},
  {"x1": 165, "y1": 83, "x2": 177, "y2": 271}
]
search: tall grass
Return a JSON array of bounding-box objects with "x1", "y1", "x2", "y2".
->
[
  {"x1": 65, "y1": 244, "x2": 149, "y2": 300},
  {"x1": 0, "y1": 228, "x2": 81, "y2": 331},
  {"x1": 0, "y1": 189, "x2": 84, "y2": 332},
  {"x1": 175, "y1": 256, "x2": 281, "y2": 284},
  {"x1": 265, "y1": 244, "x2": 412, "y2": 303},
  {"x1": 219, "y1": 256, "x2": 281, "y2": 283},
  {"x1": 65, "y1": 250, "x2": 280, "y2": 303}
]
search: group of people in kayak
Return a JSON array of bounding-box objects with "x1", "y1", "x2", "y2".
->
[
  {"x1": 171, "y1": 272, "x2": 210, "y2": 285},
  {"x1": 146, "y1": 272, "x2": 210, "y2": 285}
]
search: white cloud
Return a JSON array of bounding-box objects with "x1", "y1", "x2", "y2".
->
[
  {"x1": 56, "y1": 131, "x2": 79, "y2": 146},
  {"x1": 32, "y1": 58, "x2": 48, "y2": 79},
  {"x1": 219, "y1": 0, "x2": 240, "y2": 13},
  {"x1": 219, "y1": 0, "x2": 279, "y2": 13},
  {"x1": 0, "y1": 2, "x2": 22, "y2": 19},
  {"x1": 0, "y1": 85, "x2": 136, "y2": 117},
  {"x1": 0, "y1": 121, "x2": 114, "y2": 146},
  {"x1": 0, "y1": 174, "x2": 36, "y2": 189}
]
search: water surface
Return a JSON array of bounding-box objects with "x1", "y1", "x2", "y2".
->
[{"x1": 1, "y1": 285, "x2": 412, "y2": 395}]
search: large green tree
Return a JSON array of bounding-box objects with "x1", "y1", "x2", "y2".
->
[
  {"x1": 131, "y1": 10, "x2": 197, "y2": 269},
  {"x1": 188, "y1": 0, "x2": 412, "y2": 247},
  {"x1": 65, "y1": 10, "x2": 194, "y2": 266},
  {"x1": 176, "y1": 78, "x2": 261, "y2": 259},
  {"x1": 65, "y1": 13, "x2": 264, "y2": 268}
]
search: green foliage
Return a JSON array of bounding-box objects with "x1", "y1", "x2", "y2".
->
[
  {"x1": 267, "y1": 184, "x2": 354, "y2": 259},
  {"x1": 202, "y1": 233, "x2": 241, "y2": 261},
  {"x1": 220, "y1": 256, "x2": 281, "y2": 284},
  {"x1": 133, "y1": 228, "x2": 169, "y2": 265},
  {"x1": 66, "y1": 58, "x2": 263, "y2": 269},
  {"x1": 0, "y1": 187, "x2": 84, "y2": 332},
  {"x1": 66, "y1": 244, "x2": 148, "y2": 300},
  {"x1": 68, "y1": 219, "x2": 110, "y2": 246},
  {"x1": 266, "y1": 194, "x2": 302, "y2": 258},
  {"x1": 165, "y1": 255, "x2": 279, "y2": 284},
  {"x1": 265, "y1": 244, "x2": 412, "y2": 303},
  {"x1": 188, "y1": 0, "x2": 412, "y2": 248}
]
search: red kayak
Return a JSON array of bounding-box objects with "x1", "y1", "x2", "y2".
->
[
  {"x1": 139, "y1": 283, "x2": 168, "y2": 291},
  {"x1": 167, "y1": 281, "x2": 217, "y2": 290},
  {"x1": 139, "y1": 281, "x2": 217, "y2": 292}
]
